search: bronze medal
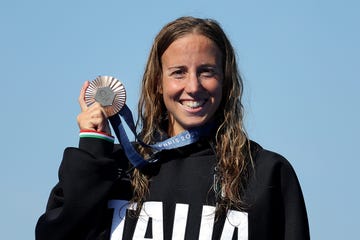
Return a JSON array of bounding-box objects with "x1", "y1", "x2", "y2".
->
[{"x1": 85, "y1": 76, "x2": 126, "y2": 117}]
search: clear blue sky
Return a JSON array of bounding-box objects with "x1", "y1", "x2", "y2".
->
[{"x1": 1, "y1": 0, "x2": 359, "y2": 239}]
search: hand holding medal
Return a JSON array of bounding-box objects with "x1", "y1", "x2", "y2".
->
[{"x1": 83, "y1": 75, "x2": 150, "y2": 169}]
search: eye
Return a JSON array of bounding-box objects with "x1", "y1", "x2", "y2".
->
[
  {"x1": 171, "y1": 69, "x2": 186, "y2": 79},
  {"x1": 199, "y1": 67, "x2": 217, "y2": 78}
]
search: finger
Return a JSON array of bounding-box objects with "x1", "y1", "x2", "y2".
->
[
  {"x1": 90, "y1": 101, "x2": 109, "y2": 118},
  {"x1": 92, "y1": 106, "x2": 107, "y2": 131},
  {"x1": 78, "y1": 81, "x2": 90, "y2": 111},
  {"x1": 97, "y1": 120, "x2": 111, "y2": 135},
  {"x1": 77, "y1": 105, "x2": 105, "y2": 131},
  {"x1": 94, "y1": 106, "x2": 111, "y2": 134}
]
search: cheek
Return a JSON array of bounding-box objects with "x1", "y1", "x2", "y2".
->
[
  {"x1": 162, "y1": 79, "x2": 183, "y2": 97},
  {"x1": 206, "y1": 80, "x2": 222, "y2": 98}
]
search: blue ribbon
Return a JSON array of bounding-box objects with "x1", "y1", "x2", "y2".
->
[{"x1": 109, "y1": 105, "x2": 213, "y2": 169}]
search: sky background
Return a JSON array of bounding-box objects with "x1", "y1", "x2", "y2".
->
[{"x1": 1, "y1": 0, "x2": 359, "y2": 239}]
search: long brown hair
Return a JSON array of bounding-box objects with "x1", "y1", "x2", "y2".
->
[{"x1": 132, "y1": 16, "x2": 251, "y2": 212}]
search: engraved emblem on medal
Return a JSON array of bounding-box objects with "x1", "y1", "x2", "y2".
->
[{"x1": 85, "y1": 76, "x2": 126, "y2": 117}]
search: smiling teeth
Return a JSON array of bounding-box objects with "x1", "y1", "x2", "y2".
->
[{"x1": 182, "y1": 100, "x2": 205, "y2": 108}]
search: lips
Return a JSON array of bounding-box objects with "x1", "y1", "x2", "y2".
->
[{"x1": 180, "y1": 99, "x2": 206, "y2": 109}]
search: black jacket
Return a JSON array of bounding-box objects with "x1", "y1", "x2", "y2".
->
[{"x1": 36, "y1": 137, "x2": 310, "y2": 240}]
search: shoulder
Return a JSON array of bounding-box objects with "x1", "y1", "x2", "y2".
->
[
  {"x1": 249, "y1": 140, "x2": 300, "y2": 185},
  {"x1": 250, "y1": 140, "x2": 294, "y2": 169},
  {"x1": 245, "y1": 141, "x2": 306, "y2": 205}
]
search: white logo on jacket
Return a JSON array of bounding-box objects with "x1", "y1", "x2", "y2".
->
[{"x1": 108, "y1": 200, "x2": 248, "y2": 240}]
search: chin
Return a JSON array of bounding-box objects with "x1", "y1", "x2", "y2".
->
[{"x1": 183, "y1": 119, "x2": 210, "y2": 129}]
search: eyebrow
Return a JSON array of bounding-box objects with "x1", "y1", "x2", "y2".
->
[
  {"x1": 167, "y1": 66, "x2": 186, "y2": 69},
  {"x1": 164, "y1": 66, "x2": 187, "y2": 73},
  {"x1": 199, "y1": 64, "x2": 218, "y2": 69},
  {"x1": 166, "y1": 64, "x2": 218, "y2": 69}
]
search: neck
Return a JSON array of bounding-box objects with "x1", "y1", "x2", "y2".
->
[{"x1": 167, "y1": 121, "x2": 217, "y2": 138}]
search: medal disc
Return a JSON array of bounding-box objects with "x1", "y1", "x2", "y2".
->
[{"x1": 85, "y1": 76, "x2": 126, "y2": 117}]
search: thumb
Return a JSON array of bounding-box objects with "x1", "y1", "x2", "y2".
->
[{"x1": 78, "y1": 81, "x2": 90, "y2": 111}]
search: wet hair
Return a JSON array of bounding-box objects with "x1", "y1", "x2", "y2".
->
[{"x1": 132, "y1": 16, "x2": 251, "y2": 213}]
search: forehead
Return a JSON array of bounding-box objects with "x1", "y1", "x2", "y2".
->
[{"x1": 161, "y1": 34, "x2": 222, "y2": 65}]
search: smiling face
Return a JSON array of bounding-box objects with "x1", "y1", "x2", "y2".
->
[{"x1": 160, "y1": 34, "x2": 223, "y2": 136}]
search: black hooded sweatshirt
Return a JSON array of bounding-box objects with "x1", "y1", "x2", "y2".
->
[{"x1": 36, "y1": 136, "x2": 310, "y2": 240}]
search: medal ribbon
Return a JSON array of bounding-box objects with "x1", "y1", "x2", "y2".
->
[{"x1": 109, "y1": 104, "x2": 212, "y2": 169}]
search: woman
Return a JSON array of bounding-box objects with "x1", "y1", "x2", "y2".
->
[{"x1": 36, "y1": 16, "x2": 310, "y2": 240}]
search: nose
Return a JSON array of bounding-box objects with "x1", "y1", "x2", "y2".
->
[{"x1": 184, "y1": 72, "x2": 202, "y2": 94}]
